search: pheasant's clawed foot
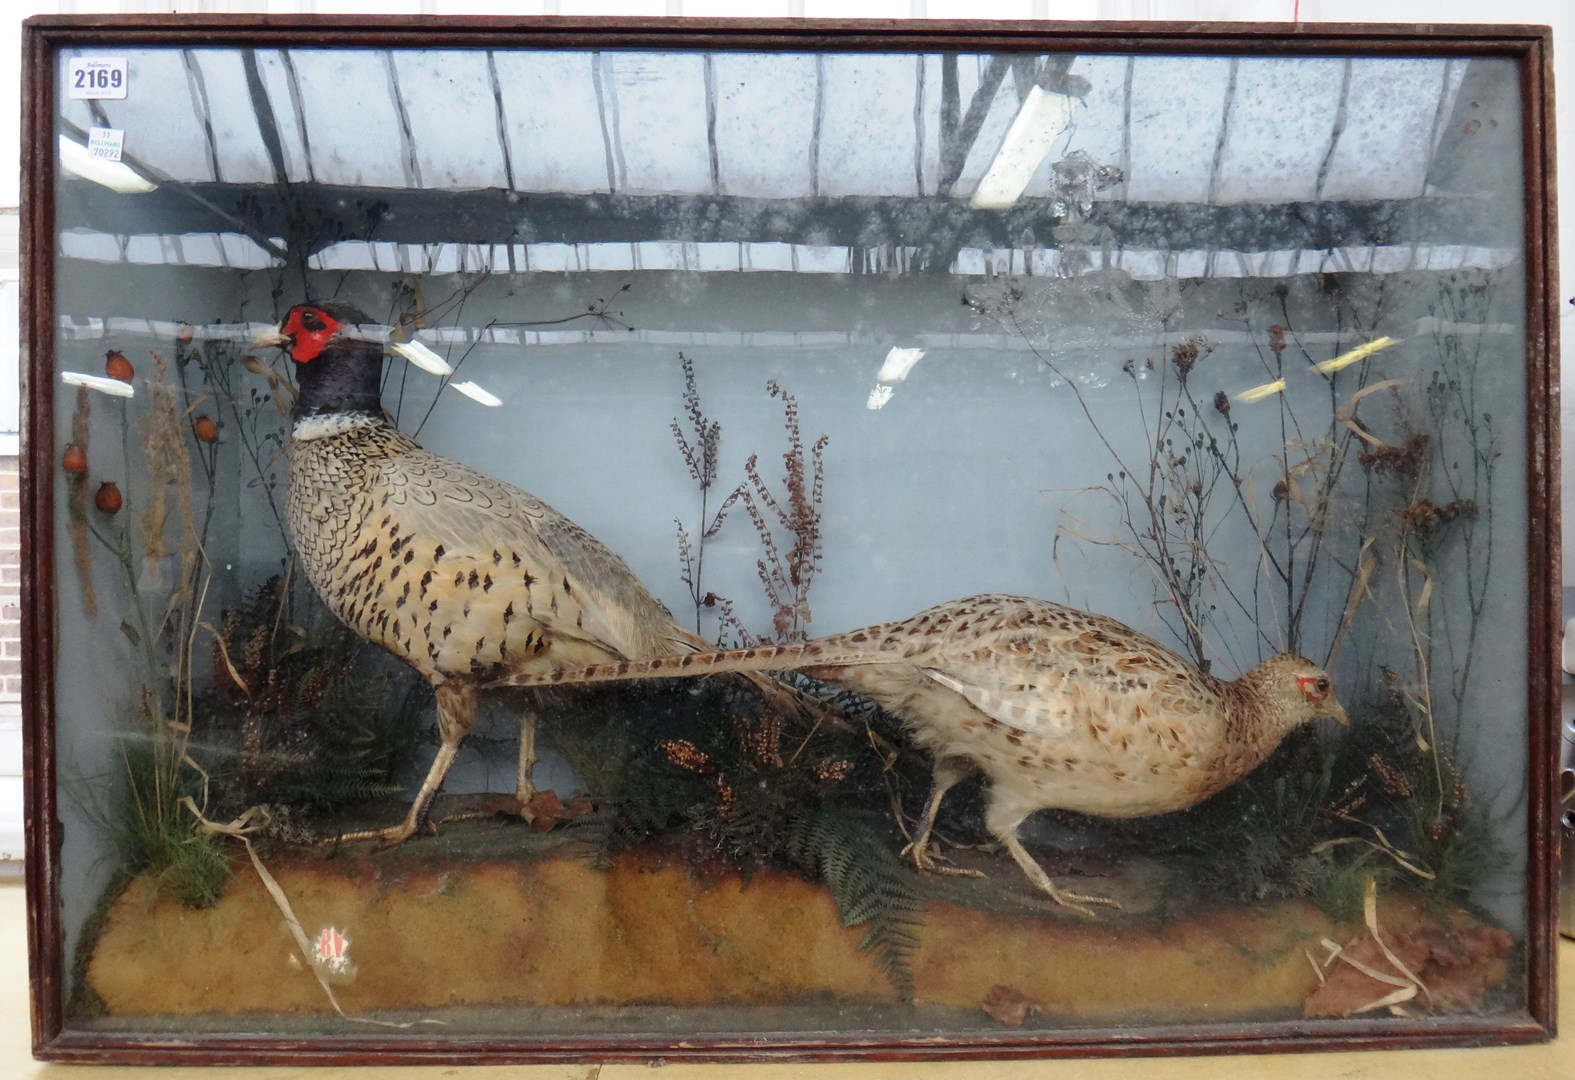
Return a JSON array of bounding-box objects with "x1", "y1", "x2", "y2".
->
[
  {"x1": 434, "y1": 792, "x2": 533, "y2": 828},
  {"x1": 998, "y1": 831, "x2": 1121, "y2": 918},
  {"x1": 320, "y1": 818, "x2": 423, "y2": 851},
  {"x1": 1042, "y1": 884, "x2": 1122, "y2": 919},
  {"x1": 435, "y1": 790, "x2": 594, "y2": 833},
  {"x1": 900, "y1": 838, "x2": 986, "y2": 879}
]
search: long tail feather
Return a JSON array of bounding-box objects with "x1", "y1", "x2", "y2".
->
[{"x1": 486, "y1": 640, "x2": 838, "y2": 691}]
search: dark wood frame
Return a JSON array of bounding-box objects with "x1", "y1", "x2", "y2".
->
[{"x1": 19, "y1": 14, "x2": 1560, "y2": 1065}]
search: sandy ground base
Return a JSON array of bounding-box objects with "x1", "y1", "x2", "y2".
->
[
  {"x1": 73, "y1": 820, "x2": 1513, "y2": 1033},
  {"x1": 10, "y1": 890, "x2": 1568, "y2": 1078}
]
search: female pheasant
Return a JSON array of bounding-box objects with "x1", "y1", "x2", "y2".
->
[
  {"x1": 490, "y1": 593, "x2": 1348, "y2": 914},
  {"x1": 254, "y1": 300, "x2": 809, "y2": 847}
]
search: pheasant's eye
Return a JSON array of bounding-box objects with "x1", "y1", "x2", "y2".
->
[
  {"x1": 281, "y1": 306, "x2": 343, "y2": 363},
  {"x1": 1315, "y1": 677, "x2": 1330, "y2": 695}
]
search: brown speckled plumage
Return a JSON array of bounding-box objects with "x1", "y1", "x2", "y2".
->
[
  {"x1": 491, "y1": 593, "x2": 1348, "y2": 913},
  {"x1": 261, "y1": 301, "x2": 803, "y2": 847},
  {"x1": 288, "y1": 417, "x2": 687, "y2": 684}
]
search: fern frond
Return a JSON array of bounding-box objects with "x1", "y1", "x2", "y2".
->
[{"x1": 780, "y1": 807, "x2": 922, "y2": 1004}]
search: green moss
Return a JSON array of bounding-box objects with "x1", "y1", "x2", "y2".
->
[{"x1": 1306, "y1": 849, "x2": 1383, "y2": 923}]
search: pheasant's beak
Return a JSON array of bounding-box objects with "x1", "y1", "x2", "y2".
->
[
  {"x1": 1326, "y1": 700, "x2": 1349, "y2": 726},
  {"x1": 250, "y1": 326, "x2": 290, "y2": 351}
]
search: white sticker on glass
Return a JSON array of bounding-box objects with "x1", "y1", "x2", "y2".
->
[{"x1": 67, "y1": 57, "x2": 128, "y2": 100}]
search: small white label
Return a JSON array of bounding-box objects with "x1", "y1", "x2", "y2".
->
[
  {"x1": 67, "y1": 58, "x2": 128, "y2": 100},
  {"x1": 86, "y1": 127, "x2": 124, "y2": 162}
]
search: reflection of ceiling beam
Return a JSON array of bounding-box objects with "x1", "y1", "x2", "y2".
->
[
  {"x1": 1313, "y1": 59, "x2": 1353, "y2": 202},
  {"x1": 52, "y1": 264, "x2": 1507, "y2": 353},
  {"x1": 281, "y1": 50, "x2": 317, "y2": 184},
  {"x1": 592, "y1": 52, "x2": 620, "y2": 192},
  {"x1": 1204, "y1": 58, "x2": 1238, "y2": 206},
  {"x1": 703, "y1": 53, "x2": 720, "y2": 195},
  {"x1": 57, "y1": 181, "x2": 1512, "y2": 260},
  {"x1": 182, "y1": 49, "x2": 223, "y2": 183},
  {"x1": 385, "y1": 52, "x2": 423, "y2": 189},
  {"x1": 242, "y1": 51, "x2": 291, "y2": 188},
  {"x1": 56, "y1": 118, "x2": 290, "y2": 261},
  {"x1": 810, "y1": 55, "x2": 826, "y2": 198},
  {"x1": 485, "y1": 51, "x2": 517, "y2": 193},
  {"x1": 937, "y1": 55, "x2": 1012, "y2": 197}
]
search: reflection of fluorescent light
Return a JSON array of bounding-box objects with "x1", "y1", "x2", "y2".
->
[
  {"x1": 875, "y1": 346, "x2": 925, "y2": 383},
  {"x1": 390, "y1": 340, "x2": 454, "y2": 375},
  {"x1": 970, "y1": 86, "x2": 1074, "y2": 210},
  {"x1": 62, "y1": 371, "x2": 135, "y2": 397},
  {"x1": 1235, "y1": 379, "x2": 1287, "y2": 404},
  {"x1": 866, "y1": 385, "x2": 895, "y2": 411},
  {"x1": 451, "y1": 381, "x2": 502, "y2": 407},
  {"x1": 1312, "y1": 336, "x2": 1399, "y2": 375},
  {"x1": 58, "y1": 135, "x2": 157, "y2": 193}
]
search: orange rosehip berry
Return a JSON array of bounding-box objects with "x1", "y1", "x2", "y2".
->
[
  {"x1": 104, "y1": 350, "x2": 134, "y2": 382},
  {"x1": 94, "y1": 481, "x2": 123, "y2": 515},
  {"x1": 62, "y1": 443, "x2": 87, "y2": 475},
  {"x1": 193, "y1": 415, "x2": 219, "y2": 443}
]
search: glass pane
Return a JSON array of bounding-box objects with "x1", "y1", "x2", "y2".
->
[{"x1": 46, "y1": 39, "x2": 1534, "y2": 1044}]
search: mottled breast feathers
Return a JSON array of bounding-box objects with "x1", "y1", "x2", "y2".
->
[
  {"x1": 287, "y1": 417, "x2": 690, "y2": 684},
  {"x1": 788, "y1": 596, "x2": 1233, "y2": 817}
]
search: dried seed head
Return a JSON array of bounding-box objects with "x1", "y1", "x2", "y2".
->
[
  {"x1": 660, "y1": 739, "x2": 713, "y2": 775},
  {"x1": 813, "y1": 758, "x2": 853, "y2": 783},
  {"x1": 1171, "y1": 335, "x2": 1206, "y2": 381},
  {"x1": 1368, "y1": 753, "x2": 1414, "y2": 797}
]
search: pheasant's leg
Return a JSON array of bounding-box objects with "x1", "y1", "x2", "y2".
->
[
  {"x1": 900, "y1": 757, "x2": 979, "y2": 876},
  {"x1": 990, "y1": 815, "x2": 1120, "y2": 918},
  {"x1": 434, "y1": 701, "x2": 547, "y2": 827},
  {"x1": 331, "y1": 681, "x2": 476, "y2": 847},
  {"x1": 515, "y1": 705, "x2": 539, "y2": 806}
]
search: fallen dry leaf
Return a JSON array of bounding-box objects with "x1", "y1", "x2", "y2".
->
[
  {"x1": 983, "y1": 983, "x2": 1040, "y2": 1028},
  {"x1": 527, "y1": 790, "x2": 569, "y2": 832},
  {"x1": 1304, "y1": 922, "x2": 1512, "y2": 1018},
  {"x1": 474, "y1": 794, "x2": 531, "y2": 822}
]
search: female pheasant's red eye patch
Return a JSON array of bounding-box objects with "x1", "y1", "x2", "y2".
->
[{"x1": 1297, "y1": 675, "x2": 1331, "y2": 702}]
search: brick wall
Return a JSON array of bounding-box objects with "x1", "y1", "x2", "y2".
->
[
  {"x1": 0, "y1": 455, "x2": 19, "y2": 861},
  {"x1": 0, "y1": 456, "x2": 16, "y2": 702}
]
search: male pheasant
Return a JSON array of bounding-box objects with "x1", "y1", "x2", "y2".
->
[
  {"x1": 254, "y1": 300, "x2": 808, "y2": 846},
  {"x1": 490, "y1": 593, "x2": 1348, "y2": 914}
]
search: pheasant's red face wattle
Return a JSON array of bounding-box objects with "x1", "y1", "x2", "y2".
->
[
  {"x1": 280, "y1": 305, "x2": 344, "y2": 363},
  {"x1": 1296, "y1": 674, "x2": 1332, "y2": 703}
]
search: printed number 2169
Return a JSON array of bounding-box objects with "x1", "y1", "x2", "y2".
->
[{"x1": 74, "y1": 68, "x2": 122, "y2": 91}]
